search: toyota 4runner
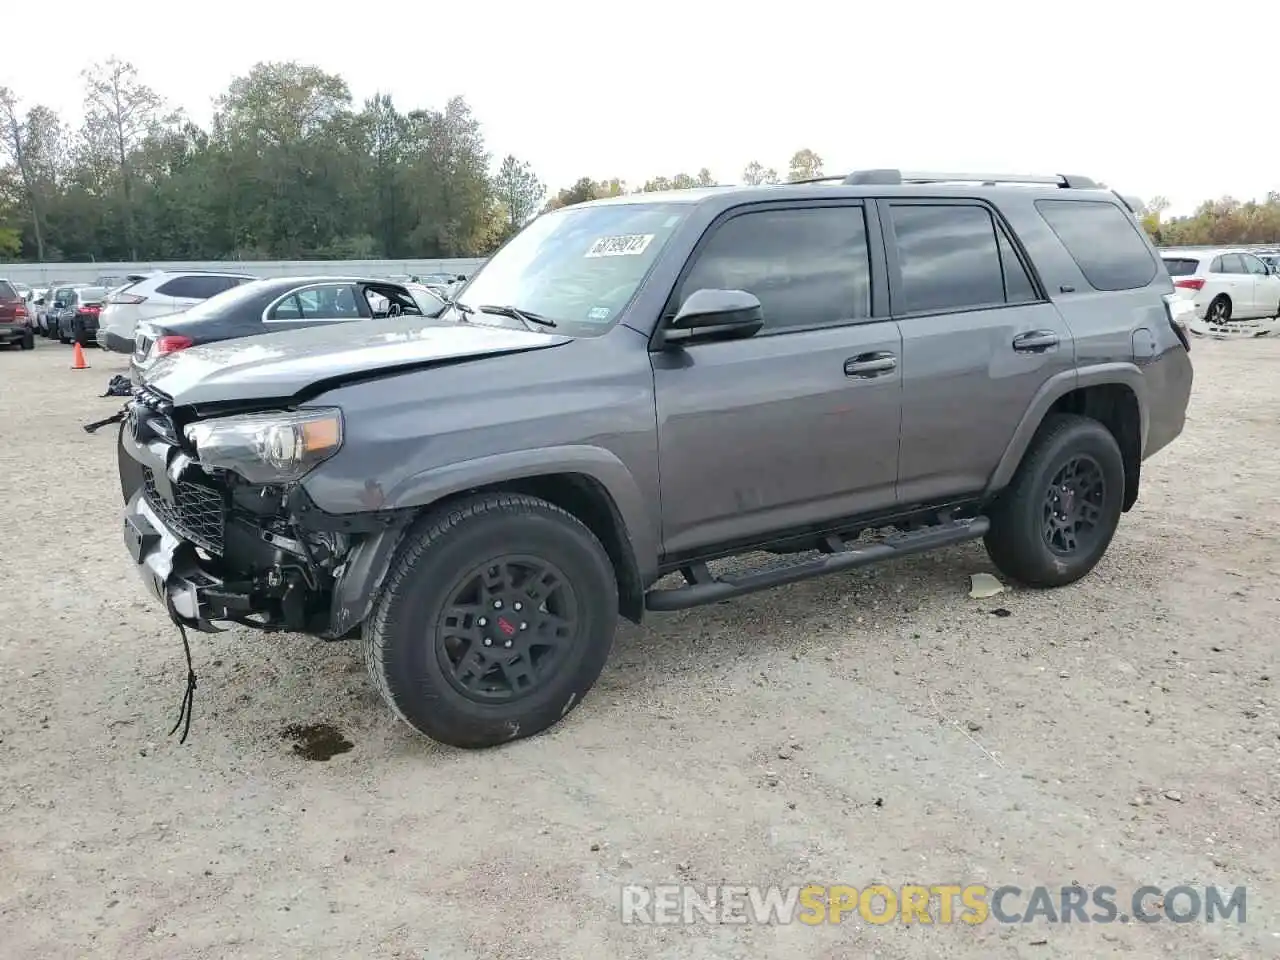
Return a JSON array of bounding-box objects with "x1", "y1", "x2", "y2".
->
[{"x1": 117, "y1": 169, "x2": 1194, "y2": 748}]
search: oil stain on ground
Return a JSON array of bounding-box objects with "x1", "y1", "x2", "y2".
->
[{"x1": 281, "y1": 722, "x2": 354, "y2": 761}]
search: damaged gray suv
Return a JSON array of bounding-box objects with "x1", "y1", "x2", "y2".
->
[{"x1": 118, "y1": 169, "x2": 1193, "y2": 748}]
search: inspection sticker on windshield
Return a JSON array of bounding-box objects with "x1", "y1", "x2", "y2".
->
[
  {"x1": 585, "y1": 234, "x2": 654, "y2": 258},
  {"x1": 587, "y1": 306, "x2": 611, "y2": 321}
]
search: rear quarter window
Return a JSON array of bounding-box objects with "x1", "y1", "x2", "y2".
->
[
  {"x1": 1035, "y1": 199, "x2": 1158, "y2": 291},
  {"x1": 1162, "y1": 258, "x2": 1201, "y2": 277},
  {"x1": 0, "y1": 281, "x2": 16, "y2": 299}
]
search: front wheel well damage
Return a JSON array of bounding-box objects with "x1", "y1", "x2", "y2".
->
[
  {"x1": 1045, "y1": 384, "x2": 1142, "y2": 511},
  {"x1": 425, "y1": 473, "x2": 645, "y2": 624}
]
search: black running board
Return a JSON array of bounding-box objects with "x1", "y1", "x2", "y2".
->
[{"x1": 644, "y1": 516, "x2": 990, "y2": 612}]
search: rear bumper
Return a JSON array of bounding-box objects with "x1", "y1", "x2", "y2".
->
[
  {"x1": 101, "y1": 329, "x2": 133, "y2": 352},
  {"x1": 1142, "y1": 343, "x2": 1194, "y2": 461},
  {"x1": 0, "y1": 322, "x2": 29, "y2": 342}
]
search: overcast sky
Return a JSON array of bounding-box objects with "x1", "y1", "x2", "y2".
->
[{"x1": 3, "y1": 0, "x2": 1269, "y2": 216}]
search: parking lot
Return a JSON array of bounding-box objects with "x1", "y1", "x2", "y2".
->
[{"x1": 1, "y1": 335, "x2": 1277, "y2": 959}]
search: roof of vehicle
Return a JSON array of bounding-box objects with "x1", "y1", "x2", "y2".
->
[{"x1": 576, "y1": 170, "x2": 1124, "y2": 210}]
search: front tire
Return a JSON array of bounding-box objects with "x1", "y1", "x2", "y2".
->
[
  {"x1": 365, "y1": 492, "x2": 619, "y2": 749},
  {"x1": 984, "y1": 414, "x2": 1125, "y2": 588}
]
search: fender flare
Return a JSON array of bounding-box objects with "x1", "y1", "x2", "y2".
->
[
  {"x1": 323, "y1": 445, "x2": 658, "y2": 638},
  {"x1": 984, "y1": 363, "x2": 1148, "y2": 497}
]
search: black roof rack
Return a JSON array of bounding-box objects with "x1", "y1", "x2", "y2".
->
[{"x1": 836, "y1": 169, "x2": 1100, "y2": 189}]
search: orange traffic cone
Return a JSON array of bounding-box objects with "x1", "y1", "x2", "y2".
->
[{"x1": 72, "y1": 342, "x2": 89, "y2": 370}]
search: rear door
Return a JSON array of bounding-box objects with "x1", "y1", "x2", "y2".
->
[
  {"x1": 885, "y1": 199, "x2": 1076, "y2": 504},
  {"x1": 1242, "y1": 253, "x2": 1280, "y2": 316},
  {"x1": 1210, "y1": 254, "x2": 1254, "y2": 317},
  {"x1": 652, "y1": 201, "x2": 903, "y2": 556},
  {"x1": 0, "y1": 280, "x2": 20, "y2": 322}
]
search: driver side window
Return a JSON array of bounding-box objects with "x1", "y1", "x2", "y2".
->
[
  {"x1": 676, "y1": 206, "x2": 872, "y2": 333},
  {"x1": 1244, "y1": 255, "x2": 1268, "y2": 276}
]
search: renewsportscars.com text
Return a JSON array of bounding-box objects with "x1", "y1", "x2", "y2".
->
[{"x1": 620, "y1": 884, "x2": 1247, "y2": 926}]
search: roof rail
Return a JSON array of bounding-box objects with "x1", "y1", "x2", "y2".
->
[{"x1": 838, "y1": 169, "x2": 1101, "y2": 189}]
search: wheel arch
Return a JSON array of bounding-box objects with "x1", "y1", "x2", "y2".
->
[
  {"x1": 987, "y1": 366, "x2": 1146, "y2": 511},
  {"x1": 320, "y1": 449, "x2": 656, "y2": 637}
]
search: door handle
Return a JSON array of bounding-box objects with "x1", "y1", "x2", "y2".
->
[
  {"x1": 844, "y1": 352, "x2": 897, "y2": 377},
  {"x1": 1012, "y1": 330, "x2": 1059, "y2": 352}
]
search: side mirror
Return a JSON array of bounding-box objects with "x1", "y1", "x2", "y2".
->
[
  {"x1": 53, "y1": 300, "x2": 66, "y2": 309},
  {"x1": 34, "y1": 297, "x2": 44, "y2": 306},
  {"x1": 663, "y1": 289, "x2": 764, "y2": 345}
]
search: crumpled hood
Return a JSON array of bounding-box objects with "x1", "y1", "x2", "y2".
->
[{"x1": 143, "y1": 316, "x2": 570, "y2": 406}]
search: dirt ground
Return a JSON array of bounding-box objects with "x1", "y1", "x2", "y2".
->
[{"x1": 1, "y1": 335, "x2": 1277, "y2": 960}]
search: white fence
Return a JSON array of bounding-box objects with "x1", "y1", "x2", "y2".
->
[{"x1": 0, "y1": 258, "x2": 487, "y2": 286}]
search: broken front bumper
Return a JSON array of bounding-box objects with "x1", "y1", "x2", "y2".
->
[
  {"x1": 118, "y1": 412, "x2": 406, "y2": 638},
  {"x1": 123, "y1": 490, "x2": 241, "y2": 631}
]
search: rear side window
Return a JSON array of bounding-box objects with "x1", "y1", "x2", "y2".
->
[
  {"x1": 1034, "y1": 199, "x2": 1157, "y2": 291},
  {"x1": 889, "y1": 203, "x2": 1036, "y2": 314},
  {"x1": 156, "y1": 275, "x2": 249, "y2": 299},
  {"x1": 0, "y1": 281, "x2": 16, "y2": 299},
  {"x1": 1218, "y1": 254, "x2": 1246, "y2": 274},
  {"x1": 1162, "y1": 258, "x2": 1200, "y2": 276},
  {"x1": 679, "y1": 205, "x2": 872, "y2": 331}
]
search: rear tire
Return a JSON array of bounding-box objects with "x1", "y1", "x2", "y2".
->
[
  {"x1": 1207, "y1": 295, "x2": 1231, "y2": 324},
  {"x1": 984, "y1": 413, "x2": 1125, "y2": 588},
  {"x1": 364, "y1": 492, "x2": 619, "y2": 749},
  {"x1": 20, "y1": 330, "x2": 34, "y2": 350}
]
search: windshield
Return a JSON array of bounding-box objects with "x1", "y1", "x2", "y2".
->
[{"x1": 457, "y1": 201, "x2": 691, "y2": 331}]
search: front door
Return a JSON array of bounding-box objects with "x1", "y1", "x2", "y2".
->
[
  {"x1": 652, "y1": 201, "x2": 903, "y2": 558},
  {"x1": 883, "y1": 199, "x2": 1077, "y2": 505}
]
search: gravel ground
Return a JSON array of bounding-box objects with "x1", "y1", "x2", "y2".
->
[{"x1": 1, "y1": 336, "x2": 1277, "y2": 960}]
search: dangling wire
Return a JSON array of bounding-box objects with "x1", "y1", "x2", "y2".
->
[{"x1": 167, "y1": 614, "x2": 198, "y2": 745}]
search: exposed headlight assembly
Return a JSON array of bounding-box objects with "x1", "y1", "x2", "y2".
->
[{"x1": 184, "y1": 408, "x2": 343, "y2": 483}]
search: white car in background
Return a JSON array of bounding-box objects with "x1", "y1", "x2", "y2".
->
[
  {"x1": 97, "y1": 270, "x2": 256, "y2": 353},
  {"x1": 1162, "y1": 249, "x2": 1280, "y2": 336}
]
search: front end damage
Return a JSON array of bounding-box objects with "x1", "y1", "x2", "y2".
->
[{"x1": 118, "y1": 386, "x2": 405, "y2": 637}]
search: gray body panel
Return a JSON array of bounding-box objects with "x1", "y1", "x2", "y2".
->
[{"x1": 128, "y1": 178, "x2": 1194, "y2": 613}]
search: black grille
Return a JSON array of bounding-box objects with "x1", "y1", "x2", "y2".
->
[{"x1": 143, "y1": 467, "x2": 227, "y2": 555}]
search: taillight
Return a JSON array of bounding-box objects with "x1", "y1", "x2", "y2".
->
[
  {"x1": 109, "y1": 293, "x2": 147, "y2": 305},
  {"x1": 155, "y1": 335, "x2": 193, "y2": 355},
  {"x1": 79, "y1": 305, "x2": 101, "y2": 315},
  {"x1": 1173, "y1": 278, "x2": 1205, "y2": 292},
  {"x1": 15, "y1": 305, "x2": 27, "y2": 319}
]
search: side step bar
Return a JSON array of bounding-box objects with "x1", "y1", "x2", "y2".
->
[{"x1": 644, "y1": 517, "x2": 990, "y2": 612}]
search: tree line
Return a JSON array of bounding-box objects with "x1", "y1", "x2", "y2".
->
[
  {"x1": 1, "y1": 60, "x2": 1274, "y2": 263},
  {"x1": 0, "y1": 59, "x2": 832, "y2": 264}
]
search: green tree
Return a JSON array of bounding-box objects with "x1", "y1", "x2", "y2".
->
[
  {"x1": 0, "y1": 88, "x2": 65, "y2": 260},
  {"x1": 742, "y1": 160, "x2": 779, "y2": 186},
  {"x1": 786, "y1": 148, "x2": 824, "y2": 182},
  {"x1": 79, "y1": 58, "x2": 174, "y2": 259},
  {"x1": 492, "y1": 154, "x2": 545, "y2": 235}
]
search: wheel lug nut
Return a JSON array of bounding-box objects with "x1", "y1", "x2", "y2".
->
[
  {"x1": 483, "y1": 638, "x2": 492, "y2": 646},
  {"x1": 503, "y1": 640, "x2": 512, "y2": 648},
  {"x1": 494, "y1": 600, "x2": 503, "y2": 609},
  {"x1": 513, "y1": 602, "x2": 522, "y2": 611},
  {"x1": 519, "y1": 622, "x2": 527, "y2": 631},
  {"x1": 478, "y1": 617, "x2": 487, "y2": 626}
]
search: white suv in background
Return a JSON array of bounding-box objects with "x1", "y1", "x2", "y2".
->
[
  {"x1": 1162, "y1": 249, "x2": 1280, "y2": 334},
  {"x1": 97, "y1": 271, "x2": 256, "y2": 353}
]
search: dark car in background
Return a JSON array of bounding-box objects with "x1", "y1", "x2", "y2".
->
[
  {"x1": 0, "y1": 279, "x2": 35, "y2": 350},
  {"x1": 131, "y1": 276, "x2": 447, "y2": 381},
  {"x1": 54, "y1": 286, "x2": 110, "y2": 345}
]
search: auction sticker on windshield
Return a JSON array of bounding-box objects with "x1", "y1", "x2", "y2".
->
[{"x1": 585, "y1": 234, "x2": 654, "y2": 257}]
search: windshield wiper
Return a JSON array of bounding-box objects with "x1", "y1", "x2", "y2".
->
[{"x1": 476, "y1": 304, "x2": 558, "y2": 328}]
